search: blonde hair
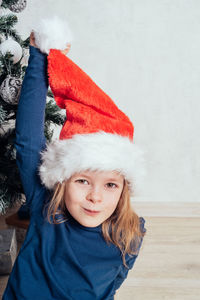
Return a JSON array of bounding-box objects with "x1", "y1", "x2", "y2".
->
[{"x1": 45, "y1": 179, "x2": 146, "y2": 268}]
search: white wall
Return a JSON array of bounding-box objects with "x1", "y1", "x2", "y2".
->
[{"x1": 6, "y1": 0, "x2": 200, "y2": 202}]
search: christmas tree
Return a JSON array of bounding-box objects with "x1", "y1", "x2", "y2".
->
[{"x1": 0, "y1": 0, "x2": 65, "y2": 216}]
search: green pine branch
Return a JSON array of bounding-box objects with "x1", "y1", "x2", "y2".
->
[
  {"x1": 45, "y1": 98, "x2": 66, "y2": 125},
  {"x1": 1, "y1": 0, "x2": 19, "y2": 9},
  {"x1": 0, "y1": 105, "x2": 7, "y2": 124},
  {"x1": 0, "y1": 14, "x2": 18, "y2": 29},
  {"x1": 0, "y1": 128, "x2": 23, "y2": 214},
  {"x1": 44, "y1": 97, "x2": 65, "y2": 141},
  {"x1": 0, "y1": 15, "x2": 22, "y2": 42}
]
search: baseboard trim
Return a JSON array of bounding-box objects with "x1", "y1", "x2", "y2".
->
[{"x1": 131, "y1": 202, "x2": 200, "y2": 217}]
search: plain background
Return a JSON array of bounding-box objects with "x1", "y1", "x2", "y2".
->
[{"x1": 3, "y1": 0, "x2": 200, "y2": 203}]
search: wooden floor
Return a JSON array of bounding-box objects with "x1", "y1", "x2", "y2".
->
[
  {"x1": 116, "y1": 216, "x2": 200, "y2": 300},
  {"x1": 1, "y1": 204, "x2": 200, "y2": 300}
]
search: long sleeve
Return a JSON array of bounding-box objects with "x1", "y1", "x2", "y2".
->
[
  {"x1": 113, "y1": 254, "x2": 138, "y2": 292},
  {"x1": 113, "y1": 217, "x2": 146, "y2": 291},
  {"x1": 15, "y1": 45, "x2": 49, "y2": 215}
]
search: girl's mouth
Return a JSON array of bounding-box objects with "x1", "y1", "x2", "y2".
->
[{"x1": 83, "y1": 208, "x2": 100, "y2": 216}]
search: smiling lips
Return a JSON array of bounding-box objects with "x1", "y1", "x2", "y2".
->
[{"x1": 83, "y1": 208, "x2": 100, "y2": 216}]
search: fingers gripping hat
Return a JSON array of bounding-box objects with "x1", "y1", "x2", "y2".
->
[{"x1": 32, "y1": 17, "x2": 146, "y2": 195}]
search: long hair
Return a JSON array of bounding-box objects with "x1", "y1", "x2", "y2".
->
[{"x1": 45, "y1": 179, "x2": 146, "y2": 268}]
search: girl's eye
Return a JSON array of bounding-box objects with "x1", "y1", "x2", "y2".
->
[
  {"x1": 76, "y1": 179, "x2": 88, "y2": 184},
  {"x1": 75, "y1": 180, "x2": 118, "y2": 188},
  {"x1": 106, "y1": 183, "x2": 118, "y2": 188}
]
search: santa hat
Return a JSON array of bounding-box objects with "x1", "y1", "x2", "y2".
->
[{"x1": 32, "y1": 17, "x2": 146, "y2": 195}]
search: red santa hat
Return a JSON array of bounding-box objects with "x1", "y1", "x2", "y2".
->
[{"x1": 32, "y1": 17, "x2": 146, "y2": 195}]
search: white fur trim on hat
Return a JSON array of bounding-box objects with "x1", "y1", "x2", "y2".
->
[
  {"x1": 31, "y1": 16, "x2": 73, "y2": 55},
  {"x1": 39, "y1": 132, "x2": 146, "y2": 195}
]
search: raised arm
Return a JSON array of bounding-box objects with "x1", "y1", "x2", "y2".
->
[{"x1": 15, "y1": 44, "x2": 48, "y2": 215}]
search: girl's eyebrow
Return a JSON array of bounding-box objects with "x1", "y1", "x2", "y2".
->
[{"x1": 77, "y1": 173, "x2": 121, "y2": 183}]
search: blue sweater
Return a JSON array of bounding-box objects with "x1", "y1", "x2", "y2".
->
[{"x1": 3, "y1": 46, "x2": 146, "y2": 300}]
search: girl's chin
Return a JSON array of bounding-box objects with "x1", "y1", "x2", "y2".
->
[
  {"x1": 78, "y1": 216, "x2": 104, "y2": 228},
  {"x1": 80, "y1": 220, "x2": 102, "y2": 228}
]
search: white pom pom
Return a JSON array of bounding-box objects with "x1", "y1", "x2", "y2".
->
[{"x1": 31, "y1": 16, "x2": 73, "y2": 54}]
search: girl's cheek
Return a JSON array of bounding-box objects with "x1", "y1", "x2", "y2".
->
[{"x1": 73, "y1": 188, "x2": 88, "y2": 201}]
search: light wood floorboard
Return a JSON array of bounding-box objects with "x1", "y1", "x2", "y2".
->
[{"x1": 115, "y1": 216, "x2": 200, "y2": 300}]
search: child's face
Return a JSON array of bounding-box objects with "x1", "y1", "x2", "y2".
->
[{"x1": 64, "y1": 170, "x2": 124, "y2": 227}]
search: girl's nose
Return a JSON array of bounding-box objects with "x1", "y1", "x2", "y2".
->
[{"x1": 86, "y1": 188, "x2": 102, "y2": 203}]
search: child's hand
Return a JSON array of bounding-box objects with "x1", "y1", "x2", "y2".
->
[
  {"x1": 61, "y1": 43, "x2": 71, "y2": 55},
  {"x1": 30, "y1": 31, "x2": 37, "y2": 47},
  {"x1": 29, "y1": 31, "x2": 71, "y2": 55}
]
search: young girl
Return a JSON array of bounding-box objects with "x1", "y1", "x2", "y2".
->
[{"x1": 3, "y1": 18, "x2": 146, "y2": 300}]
